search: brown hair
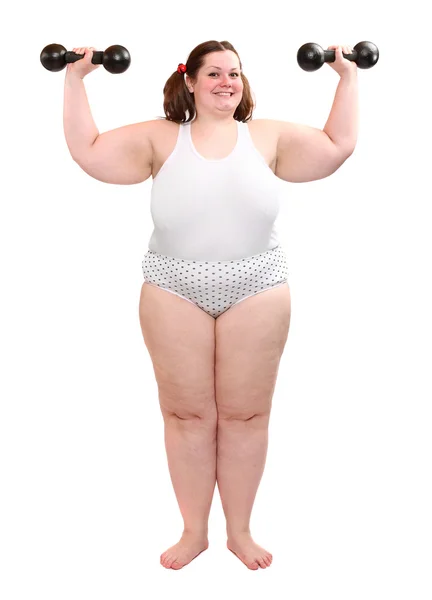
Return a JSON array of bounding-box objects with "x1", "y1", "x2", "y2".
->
[{"x1": 157, "y1": 40, "x2": 255, "y2": 124}]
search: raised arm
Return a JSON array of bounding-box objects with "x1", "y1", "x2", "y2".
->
[
  {"x1": 63, "y1": 70, "x2": 154, "y2": 185},
  {"x1": 274, "y1": 71, "x2": 358, "y2": 183}
]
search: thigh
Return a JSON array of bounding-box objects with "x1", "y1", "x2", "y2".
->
[
  {"x1": 139, "y1": 283, "x2": 217, "y2": 420},
  {"x1": 215, "y1": 284, "x2": 291, "y2": 420}
]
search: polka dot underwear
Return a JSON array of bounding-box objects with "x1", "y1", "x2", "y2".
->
[{"x1": 141, "y1": 245, "x2": 289, "y2": 318}]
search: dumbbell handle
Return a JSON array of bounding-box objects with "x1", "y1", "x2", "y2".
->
[
  {"x1": 325, "y1": 49, "x2": 356, "y2": 62},
  {"x1": 66, "y1": 50, "x2": 104, "y2": 64}
]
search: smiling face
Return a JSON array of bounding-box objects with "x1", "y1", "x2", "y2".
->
[{"x1": 186, "y1": 51, "x2": 244, "y2": 122}]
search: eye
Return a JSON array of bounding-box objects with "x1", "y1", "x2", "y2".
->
[{"x1": 209, "y1": 73, "x2": 239, "y2": 77}]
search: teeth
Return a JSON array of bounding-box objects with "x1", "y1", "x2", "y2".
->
[{"x1": 216, "y1": 93, "x2": 231, "y2": 96}]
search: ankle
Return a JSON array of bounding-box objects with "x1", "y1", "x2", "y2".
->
[
  {"x1": 183, "y1": 527, "x2": 209, "y2": 538},
  {"x1": 227, "y1": 528, "x2": 251, "y2": 539}
]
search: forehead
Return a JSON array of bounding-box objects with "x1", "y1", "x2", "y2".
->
[{"x1": 202, "y1": 52, "x2": 240, "y2": 69}]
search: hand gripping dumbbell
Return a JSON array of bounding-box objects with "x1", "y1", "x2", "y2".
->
[
  {"x1": 40, "y1": 43, "x2": 131, "y2": 74},
  {"x1": 297, "y1": 41, "x2": 379, "y2": 72}
]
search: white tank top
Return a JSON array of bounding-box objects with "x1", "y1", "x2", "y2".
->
[{"x1": 148, "y1": 119, "x2": 282, "y2": 261}]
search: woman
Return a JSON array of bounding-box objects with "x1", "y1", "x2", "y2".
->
[{"x1": 63, "y1": 39, "x2": 358, "y2": 570}]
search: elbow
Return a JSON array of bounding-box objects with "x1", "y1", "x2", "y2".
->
[
  {"x1": 338, "y1": 143, "x2": 356, "y2": 158},
  {"x1": 71, "y1": 146, "x2": 95, "y2": 170},
  {"x1": 69, "y1": 139, "x2": 98, "y2": 166}
]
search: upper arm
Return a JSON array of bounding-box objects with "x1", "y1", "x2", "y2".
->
[
  {"x1": 74, "y1": 120, "x2": 155, "y2": 185},
  {"x1": 274, "y1": 120, "x2": 353, "y2": 183}
]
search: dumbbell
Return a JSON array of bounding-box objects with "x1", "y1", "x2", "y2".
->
[
  {"x1": 297, "y1": 41, "x2": 379, "y2": 72},
  {"x1": 40, "y1": 43, "x2": 131, "y2": 74}
]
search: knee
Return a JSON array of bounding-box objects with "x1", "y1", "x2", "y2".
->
[
  {"x1": 218, "y1": 412, "x2": 270, "y2": 426},
  {"x1": 163, "y1": 409, "x2": 218, "y2": 428}
]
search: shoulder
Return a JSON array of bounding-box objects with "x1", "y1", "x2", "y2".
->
[
  {"x1": 131, "y1": 119, "x2": 178, "y2": 156},
  {"x1": 142, "y1": 117, "x2": 177, "y2": 134},
  {"x1": 147, "y1": 118, "x2": 179, "y2": 141},
  {"x1": 247, "y1": 118, "x2": 284, "y2": 143},
  {"x1": 133, "y1": 117, "x2": 179, "y2": 133}
]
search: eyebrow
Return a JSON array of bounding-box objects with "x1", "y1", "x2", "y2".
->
[{"x1": 206, "y1": 66, "x2": 240, "y2": 71}]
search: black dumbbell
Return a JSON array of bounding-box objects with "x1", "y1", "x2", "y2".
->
[
  {"x1": 297, "y1": 41, "x2": 379, "y2": 72},
  {"x1": 40, "y1": 44, "x2": 131, "y2": 74}
]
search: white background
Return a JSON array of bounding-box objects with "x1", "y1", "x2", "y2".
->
[{"x1": 1, "y1": 0, "x2": 431, "y2": 598}]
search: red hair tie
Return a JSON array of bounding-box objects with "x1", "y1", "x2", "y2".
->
[{"x1": 177, "y1": 63, "x2": 187, "y2": 74}]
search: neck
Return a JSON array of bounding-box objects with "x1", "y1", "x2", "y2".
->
[{"x1": 192, "y1": 115, "x2": 235, "y2": 129}]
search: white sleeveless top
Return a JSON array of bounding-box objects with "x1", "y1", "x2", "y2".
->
[{"x1": 148, "y1": 119, "x2": 282, "y2": 261}]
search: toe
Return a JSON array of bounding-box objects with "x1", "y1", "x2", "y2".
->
[{"x1": 257, "y1": 557, "x2": 267, "y2": 568}]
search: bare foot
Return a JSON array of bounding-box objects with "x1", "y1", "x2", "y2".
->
[
  {"x1": 227, "y1": 533, "x2": 273, "y2": 570},
  {"x1": 160, "y1": 532, "x2": 209, "y2": 569}
]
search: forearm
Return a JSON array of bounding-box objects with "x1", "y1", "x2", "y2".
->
[
  {"x1": 323, "y1": 72, "x2": 359, "y2": 153},
  {"x1": 63, "y1": 71, "x2": 99, "y2": 161}
]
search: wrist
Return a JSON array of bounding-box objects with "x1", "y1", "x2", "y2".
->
[
  {"x1": 66, "y1": 70, "x2": 85, "y2": 82},
  {"x1": 339, "y1": 69, "x2": 358, "y2": 81}
]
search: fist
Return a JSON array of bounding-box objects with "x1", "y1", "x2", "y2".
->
[
  {"x1": 67, "y1": 47, "x2": 100, "y2": 79},
  {"x1": 327, "y1": 45, "x2": 357, "y2": 76}
]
